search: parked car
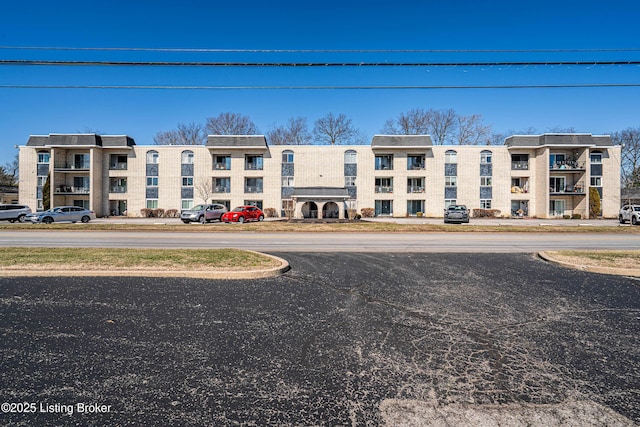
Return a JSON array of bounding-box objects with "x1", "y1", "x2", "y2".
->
[
  {"x1": 27, "y1": 206, "x2": 96, "y2": 224},
  {"x1": 181, "y1": 203, "x2": 228, "y2": 224},
  {"x1": 444, "y1": 204, "x2": 470, "y2": 224},
  {"x1": 619, "y1": 204, "x2": 640, "y2": 225},
  {"x1": 221, "y1": 205, "x2": 264, "y2": 223},
  {"x1": 0, "y1": 204, "x2": 32, "y2": 223}
]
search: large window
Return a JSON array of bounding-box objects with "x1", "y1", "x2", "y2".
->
[
  {"x1": 407, "y1": 200, "x2": 425, "y2": 215},
  {"x1": 245, "y1": 177, "x2": 263, "y2": 193},
  {"x1": 480, "y1": 150, "x2": 492, "y2": 164},
  {"x1": 407, "y1": 177, "x2": 425, "y2": 193},
  {"x1": 146, "y1": 150, "x2": 159, "y2": 164},
  {"x1": 375, "y1": 177, "x2": 393, "y2": 193},
  {"x1": 37, "y1": 152, "x2": 50, "y2": 164},
  {"x1": 214, "y1": 155, "x2": 231, "y2": 170},
  {"x1": 407, "y1": 155, "x2": 425, "y2": 170},
  {"x1": 146, "y1": 199, "x2": 158, "y2": 209},
  {"x1": 213, "y1": 177, "x2": 230, "y2": 193},
  {"x1": 282, "y1": 150, "x2": 294, "y2": 163},
  {"x1": 181, "y1": 150, "x2": 194, "y2": 164},
  {"x1": 182, "y1": 200, "x2": 194, "y2": 210},
  {"x1": 590, "y1": 152, "x2": 602, "y2": 164},
  {"x1": 375, "y1": 200, "x2": 393, "y2": 216},
  {"x1": 445, "y1": 150, "x2": 457, "y2": 164},
  {"x1": 245, "y1": 155, "x2": 263, "y2": 170},
  {"x1": 375, "y1": 155, "x2": 393, "y2": 170},
  {"x1": 344, "y1": 150, "x2": 357, "y2": 164}
]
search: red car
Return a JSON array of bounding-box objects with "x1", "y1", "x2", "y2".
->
[{"x1": 221, "y1": 205, "x2": 264, "y2": 223}]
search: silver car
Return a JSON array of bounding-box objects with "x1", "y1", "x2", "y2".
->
[
  {"x1": 444, "y1": 204, "x2": 470, "y2": 224},
  {"x1": 181, "y1": 203, "x2": 228, "y2": 224},
  {"x1": 619, "y1": 204, "x2": 640, "y2": 225},
  {"x1": 28, "y1": 206, "x2": 96, "y2": 224},
  {"x1": 0, "y1": 204, "x2": 32, "y2": 223}
]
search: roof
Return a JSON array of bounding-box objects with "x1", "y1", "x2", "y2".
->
[
  {"x1": 371, "y1": 134, "x2": 433, "y2": 148},
  {"x1": 206, "y1": 135, "x2": 268, "y2": 149},
  {"x1": 291, "y1": 187, "x2": 351, "y2": 198},
  {"x1": 504, "y1": 133, "x2": 614, "y2": 148},
  {"x1": 26, "y1": 134, "x2": 135, "y2": 147}
]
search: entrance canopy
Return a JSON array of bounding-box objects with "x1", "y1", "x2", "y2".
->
[{"x1": 290, "y1": 187, "x2": 351, "y2": 219}]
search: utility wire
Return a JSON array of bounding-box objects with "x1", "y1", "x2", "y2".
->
[{"x1": 1, "y1": 59, "x2": 639, "y2": 67}]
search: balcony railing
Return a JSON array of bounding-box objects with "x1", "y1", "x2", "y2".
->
[
  {"x1": 245, "y1": 163, "x2": 263, "y2": 170},
  {"x1": 549, "y1": 183, "x2": 585, "y2": 194},
  {"x1": 407, "y1": 186, "x2": 425, "y2": 193},
  {"x1": 244, "y1": 186, "x2": 263, "y2": 193},
  {"x1": 54, "y1": 163, "x2": 90, "y2": 170},
  {"x1": 375, "y1": 186, "x2": 393, "y2": 193},
  {"x1": 213, "y1": 186, "x2": 231, "y2": 193},
  {"x1": 407, "y1": 162, "x2": 425, "y2": 170},
  {"x1": 214, "y1": 163, "x2": 230, "y2": 170},
  {"x1": 109, "y1": 163, "x2": 128, "y2": 170},
  {"x1": 511, "y1": 161, "x2": 529, "y2": 170},
  {"x1": 550, "y1": 161, "x2": 585, "y2": 170},
  {"x1": 109, "y1": 186, "x2": 127, "y2": 193},
  {"x1": 55, "y1": 186, "x2": 90, "y2": 194}
]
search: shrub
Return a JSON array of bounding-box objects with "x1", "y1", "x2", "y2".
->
[
  {"x1": 589, "y1": 187, "x2": 601, "y2": 218},
  {"x1": 571, "y1": 213, "x2": 582, "y2": 219},
  {"x1": 165, "y1": 209, "x2": 179, "y2": 218},
  {"x1": 360, "y1": 208, "x2": 375, "y2": 218},
  {"x1": 153, "y1": 208, "x2": 165, "y2": 218},
  {"x1": 264, "y1": 207, "x2": 277, "y2": 218},
  {"x1": 563, "y1": 214, "x2": 571, "y2": 219},
  {"x1": 140, "y1": 208, "x2": 153, "y2": 218},
  {"x1": 472, "y1": 208, "x2": 501, "y2": 218},
  {"x1": 417, "y1": 212, "x2": 423, "y2": 217}
]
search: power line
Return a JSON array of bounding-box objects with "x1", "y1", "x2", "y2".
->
[
  {"x1": 1, "y1": 83, "x2": 638, "y2": 90},
  {"x1": 1, "y1": 59, "x2": 639, "y2": 67},
  {"x1": 1, "y1": 46, "x2": 640, "y2": 54}
]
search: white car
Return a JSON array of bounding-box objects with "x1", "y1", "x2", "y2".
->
[
  {"x1": 28, "y1": 206, "x2": 96, "y2": 224},
  {"x1": 619, "y1": 205, "x2": 640, "y2": 225},
  {"x1": 0, "y1": 204, "x2": 31, "y2": 223}
]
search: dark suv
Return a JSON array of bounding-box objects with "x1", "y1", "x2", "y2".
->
[{"x1": 0, "y1": 204, "x2": 32, "y2": 223}]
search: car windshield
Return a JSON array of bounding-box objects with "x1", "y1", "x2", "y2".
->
[
  {"x1": 231, "y1": 207, "x2": 244, "y2": 212},
  {"x1": 192, "y1": 205, "x2": 205, "y2": 211}
]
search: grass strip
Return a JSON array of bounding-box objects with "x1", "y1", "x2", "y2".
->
[
  {"x1": 0, "y1": 247, "x2": 279, "y2": 271},
  {"x1": 545, "y1": 250, "x2": 640, "y2": 269}
]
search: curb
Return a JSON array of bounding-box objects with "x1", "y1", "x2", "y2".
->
[
  {"x1": 538, "y1": 251, "x2": 640, "y2": 278},
  {"x1": 0, "y1": 251, "x2": 290, "y2": 280}
]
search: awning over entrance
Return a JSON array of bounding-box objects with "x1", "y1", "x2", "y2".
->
[{"x1": 290, "y1": 187, "x2": 351, "y2": 219}]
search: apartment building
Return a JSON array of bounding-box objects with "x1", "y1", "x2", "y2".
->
[{"x1": 18, "y1": 133, "x2": 621, "y2": 219}]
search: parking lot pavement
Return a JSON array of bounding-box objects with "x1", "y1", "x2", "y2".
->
[{"x1": 0, "y1": 253, "x2": 638, "y2": 426}]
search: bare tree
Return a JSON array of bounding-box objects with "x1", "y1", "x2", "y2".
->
[
  {"x1": 206, "y1": 112, "x2": 258, "y2": 135},
  {"x1": 453, "y1": 114, "x2": 492, "y2": 145},
  {"x1": 313, "y1": 113, "x2": 361, "y2": 145},
  {"x1": 428, "y1": 108, "x2": 458, "y2": 145},
  {"x1": 154, "y1": 122, "x2": 206, "y2": 145},
  {"x1": 381, "y1": 108, "x2": 431, "y2": 135},
  {"x1": 1, "y1": 154, "x2": 19, "y2": 186},
  {"x1": 195, "y1": 177, "x2": 213, "y2": 204},
  {"x1": 267, "y1": 117, "x2": 311, "y2": 145},
  {"x1": 612, "y1": 127, "x2": 640, "y2": 189}
]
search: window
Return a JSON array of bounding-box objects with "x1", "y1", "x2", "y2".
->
[
  {"x1": 182, "y1": 200, "x2": 194, "y2": 210},
  {"x1": 214, "y1": 155, "x2": 231, "y2": 170},
  {"x1": 445, "y1": 176, "x2": 457, "y2": 186},
  {"x1": 375, "y1": 177, "x2": 393, "y2": 193},
  {"x1": 182, "y1": 177, "x2": 194, "y2": 187},
  {"x1": 444, "y1": 199, "x2": 457, "y2": 209},
  {"x1": 282, "y1": 150, "x2": 294, "y2": 163},
  {"x1": 37, "y1": 152, "x2": 50, "y2": 164},
  {"x1": 110, "y1": 154, "x2": 128, "y2": 170},
  {"x1": 549, "y1": 200, "x2": 565, "y2": 216},
  {"x1": 37, "y1": 176, "x2": 47, "y2": 186},
  {"x1": 244, "y1": 200, "x2": 263, "y2": 209},
  {"x1": 146, "y1": 177, "x2": 158, "y2": 186},
  {"x1": 212, "y1": 200, "x2": 231, "y2": 210},
  {"x1": 374, "y1": 200, "x2": 393, "y2": 216},
  {"x1": 511, "y1": 154, "x2": 529, "y2": 170},
  {"x1": 344, "y1": 150, "x2": 357, "y2": 164},
  {"x1": 445, "y1": 150, "x2": 457, "y2": 164},
  {"x1": 181, "y1": 150, "x2": 194, "y2": 164},
  {"x1": 281, "y1": 176, "x2": 294, "y2": 187},
  {"x1": 407, "y1": 155, "x2": 425, "y2": 170},
  {"x1": 480, "y1": 150, "x2": 492, "y2": 164},
  {"x1": 146, "y1": 150, "x2": 159, "y2": 164},
  {"x1": 245, "y1": 155, "x2": 263, "y2": 170},
  {"x1": 146, "y1": 199, "x2": 158, "y2": 209},
  {"x1": 591, "y1": 177, "x2": 602, "y2": 186},
  {"x1": 480, "y1": 199, "x2": 492, "y2": 209},
  {"x1": 590, "y1": 151, "x2": 602, "y2": 163},
  {"x1": 109, "y1": 178, "x2": 127, "y2": 193},
  {"x1": 407, "y1": 200, "x2": 425, "y2": 215},
  {"x1": 245, "y1": 177, "x2": 263, "y2": 193},
  {"x1": 375, "y1": 155, "x2": 393, "y2": 170},
  {"x1": 550, "y1": 153, "x2": 565, "y2": 169},
  {"x1": 480, "y1": 177, "x2": 492, "y2": 186},
  {"x1": 213, "y1": 177, "x2": 230, "y2": 193},
  {"x1": 407, "y1": 177, "x2": 425, "y2": 193},
  {"x1": 345, "y1": 176, "x2": 356, "y2": 186},
  {"x1": 549, "y1": 176, "x2": 566, "y2": 193}
]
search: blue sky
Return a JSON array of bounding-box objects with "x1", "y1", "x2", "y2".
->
[{"x1": 1, "y1": 0, "x2": 639, "y2": 163}]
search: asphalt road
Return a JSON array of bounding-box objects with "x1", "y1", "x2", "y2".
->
[
  {"x1": 1, "y1": 230, "x2": 640, "y2": 252},
  {"x1": 0, "y1": 253, "x2": 638, "y2": 426}
]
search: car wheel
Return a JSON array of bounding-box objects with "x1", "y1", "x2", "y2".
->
[
  {"x1": 8, "y1": 219, "x2": 15, "y2": 223},
  {"x1": 633, "y1": 216, "x2": 638, "y2": 226},
  {"x1": 17, "y1": 215, "x2": 26, "y2": 223},
  {"x1": 258, "y1": 215, "x2": 264, "y2": 222},
  {"x1": 238, "y1": 216, "x2": 244, "y2": 223},
  {"x1": 199, "y1": 215, "x2": 206, "y2": 224},
  {"x1": 43, "y1": 217, "x2": 53, "y2": 224},
  {"x1": 619, "y1": 215, "x2": 626, "y2": 224},
  {"x1": 81, "y1": 216, "x2": 90, "y2": 223},
  {"x1": 182, "y1": 220, "x2": 190, "y2": 224}
]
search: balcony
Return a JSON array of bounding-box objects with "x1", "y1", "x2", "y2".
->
[
  {"x1": 375, "y1": 186, "x2": 393, "y2": 193},
  {"x1": 511, "y1": 161, "x2": 529, "y2": 170},
  {"x1": 54, "y1": 162, "x2": 90, "y2": 171},
  {"x1": 407, "y1": 186, "x2": 425, "y2": 193},
  {"x1": 550, "y1": 161, "x2": 585, "y2": 171},
  {"x1": 55, "y1": 185, "x2": 90, "y2": 194},
  {"x1": 214, "y1": 163, "x2": 230, "y2": 170},
  {"x1": 109, "y1": 163, "x2": 128, "y2": 170},
  {"x1": 244, "y1": 186, "x2": 263, "y2": 193},
  {"x1": 549, "y1": 183, "x2": 585, "y2": 195},
  {"x1": 213, "y1": 186, "x2": 231, "y2": 193},
  {"x1": 109, "y1": 186, "x2": 127, "y2": 193}
]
